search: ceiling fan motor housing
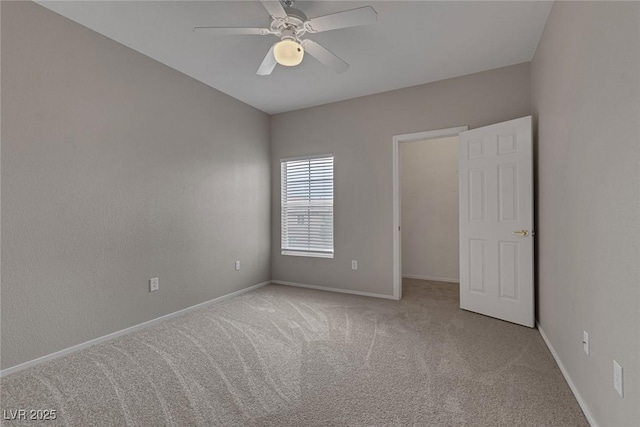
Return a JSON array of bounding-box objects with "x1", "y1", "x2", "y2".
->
[
  {"x1": 270, "y1": 8, "x2": 308, "y2": 35},
  {"x1": 284, "y1": 8, "x2": 307, "y2": 25}
]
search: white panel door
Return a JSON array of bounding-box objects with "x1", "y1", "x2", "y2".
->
[{"x1": 459, "y1": 116, "x2": 534, "y2": 327}]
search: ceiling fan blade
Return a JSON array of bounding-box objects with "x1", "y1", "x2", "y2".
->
[
  {"x1": 193, "y1": 27, "x2": 270, "y2": 35},
  {"x1": 257, "y1": 44, "x2": 278, "y2": 76},
  {"x1": 306, "y1": 6, "x2": 377, "y2": 33},
  {"x1": 261, "y1": 0, "x2": 288, "y2": 19},
  {"x1": 301, "y1": 39, "x2": 349, "y2": 73}
]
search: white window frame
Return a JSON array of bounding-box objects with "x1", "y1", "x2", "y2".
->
[{"x1": 280, "y1": 153, "x2": 334, "y2": 259}]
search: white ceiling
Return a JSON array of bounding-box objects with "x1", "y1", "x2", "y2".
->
[{"x1": 37, "y1": 1, "x2": 552, "y2": 114}]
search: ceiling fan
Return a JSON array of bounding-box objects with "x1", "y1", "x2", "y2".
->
[{"x1": 193, "y1": 0, "x2": 378, "y2": 76}]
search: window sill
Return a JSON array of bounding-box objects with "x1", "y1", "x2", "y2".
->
[{"x1": 281, "y1": 250, "x2": 334, "y2": 259}]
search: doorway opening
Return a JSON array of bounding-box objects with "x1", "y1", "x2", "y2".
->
[
  {"x1": 392, "y1": 126, "x2": 468, "y2": 300},
  {"x1": 401, "y1": 136, "x2": 460, "y2": 283}
]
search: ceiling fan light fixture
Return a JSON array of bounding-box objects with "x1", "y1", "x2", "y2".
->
[{"x1": 273, "y1": 39, "x2": 304, "y2": 66}]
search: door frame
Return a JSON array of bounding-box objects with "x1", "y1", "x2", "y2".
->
[{"x1": 392, "y1": 126, "x2": 468, "y2": 300}]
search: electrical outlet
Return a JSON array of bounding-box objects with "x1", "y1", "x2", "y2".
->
[
  {"x1": 235, "y1": 260, "x2": 240, "y2": 271},
  {"x1": 613, "y1": 360, "x2": 623, "y2": 397},
  {"x1": 351, "y1": 260, "x2": 358, "y2": 270},
  {"x1": 149, "y1": 277, "x2": 159, "y2": 292},
  {"x1": 583, "y1": 331, "x2": 589, "y2": 355}
]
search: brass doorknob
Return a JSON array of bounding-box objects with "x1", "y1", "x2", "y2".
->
[{"x1": 512, "y1": 230, "x2": 529, "y2": 237}]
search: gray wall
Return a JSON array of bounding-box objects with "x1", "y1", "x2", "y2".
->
[
  {"x1": 531, "y1": 2, "x2": 640, "y2": 425},
  {"x1": 271, "y1": 63, "x2": 531, "y2": 295},
  {"x1": 401, "y1": 136, "x2": 459, "y2": 282},
  {"x1": 1, "y1": 1, "x2": 271, "y2": 370}
]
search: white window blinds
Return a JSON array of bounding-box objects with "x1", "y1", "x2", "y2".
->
[{"x1": 281, "y1": 155, "x2": 334, "y2": 258}]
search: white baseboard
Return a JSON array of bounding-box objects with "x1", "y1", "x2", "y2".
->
[
  {"x1": 0, "y1": 281, "x2": 270, "y2": 378},
  {"x1": 402, "y1": 274, "x2": 459, "y2": 284},
  {"x1": 537, "y1": 322, "x2": 599, "y2": 427},
  {"x1": 271, "y1": 280, "x2": 397, "y2": 300}
]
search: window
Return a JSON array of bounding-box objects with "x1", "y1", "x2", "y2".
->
[{"x1": 281, "y1": 155, "x2": 334, "y2": 258}]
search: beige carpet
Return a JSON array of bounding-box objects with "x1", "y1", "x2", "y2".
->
[{"x1": 1, "y1": 279, "x2": 587, "y2": 426}]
